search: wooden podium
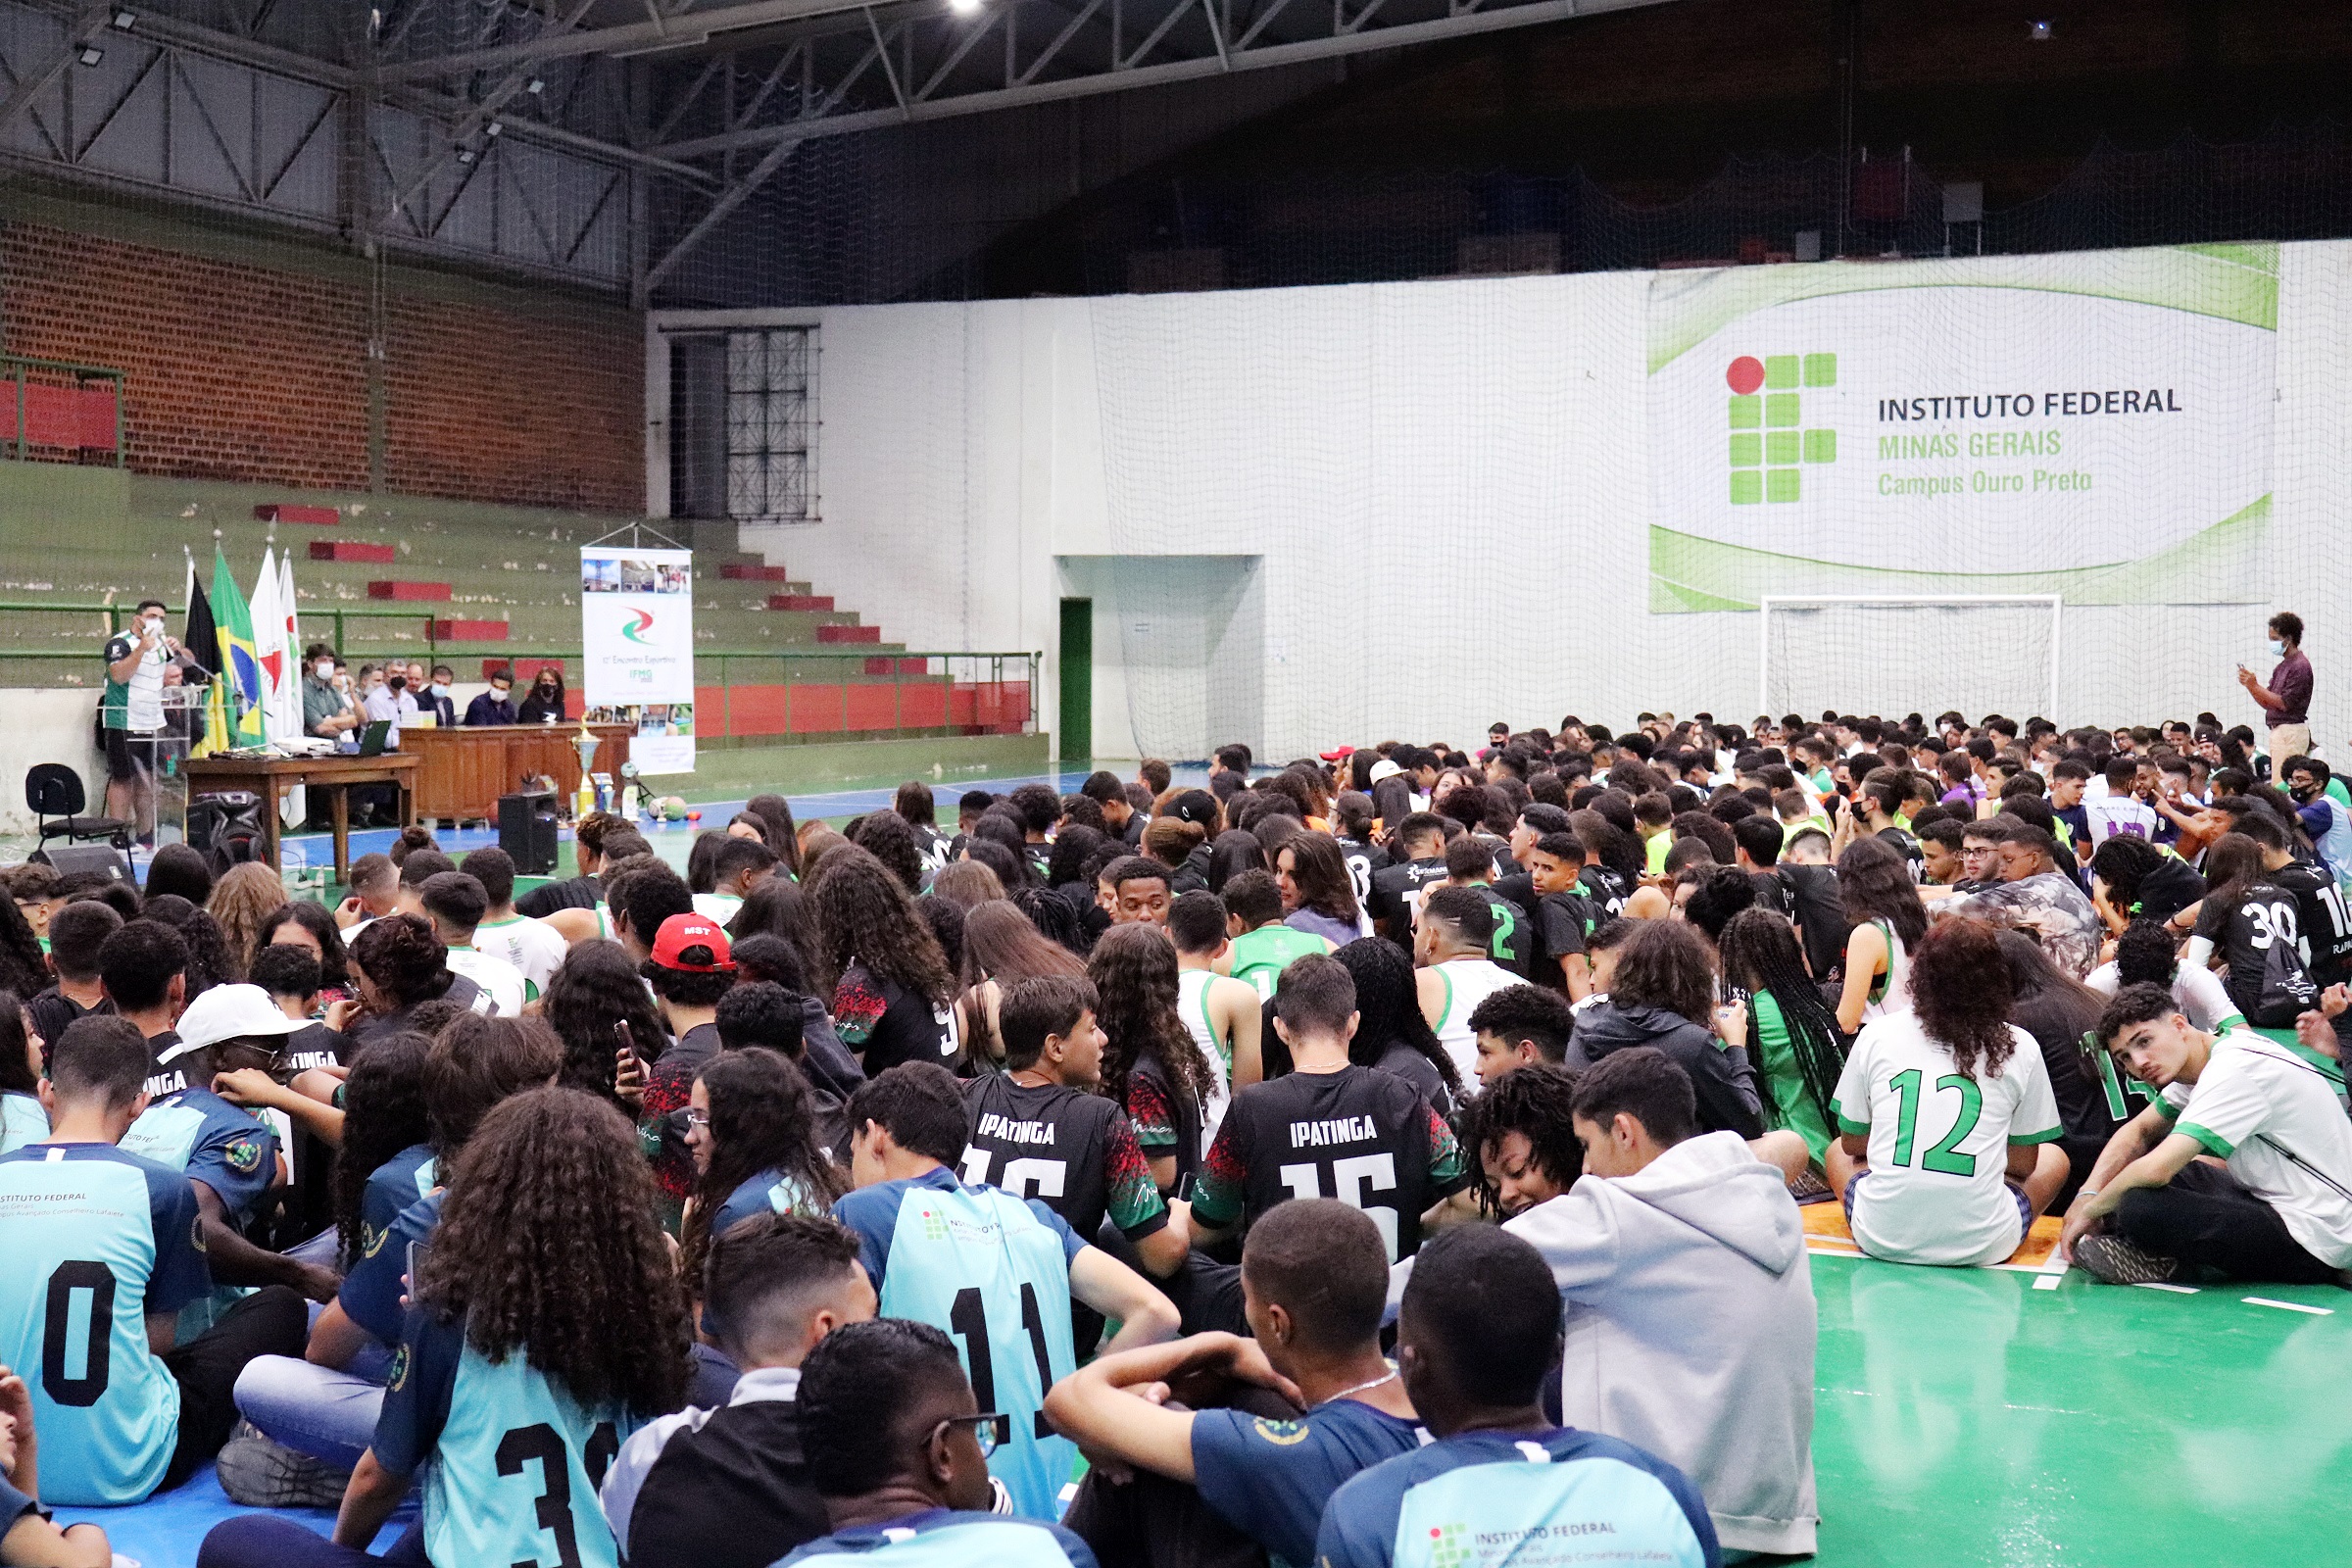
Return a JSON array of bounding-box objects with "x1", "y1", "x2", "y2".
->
[{"x1": 399, "y1": 722, "x2": 635, "y2": 824}]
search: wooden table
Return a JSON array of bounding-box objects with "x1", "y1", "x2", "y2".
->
[
  {"x1": 185, "y1": 753, "x2": 420, "y2": 882},
  {"x1": 397, "y1": 722, "x2": 634, "y2": 824}
]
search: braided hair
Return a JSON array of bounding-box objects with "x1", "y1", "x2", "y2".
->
[{"x1": 1716, "y1": 906, "x2": 1847, "y2": 1135}]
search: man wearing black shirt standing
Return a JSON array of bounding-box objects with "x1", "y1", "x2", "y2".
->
[
  {"x1": 960, "y1": 976, "x2": 1190, "y2": 1279},
  {"x1": 600, "y1": 1213, "x2": 878, "y2": 1568},
  {"x1": 1192, "y1": 956, "x2": 1469, "y2": 1266},
  {"x1": 1366, "y1": 813, "x2": 1451, "y2": 950}
]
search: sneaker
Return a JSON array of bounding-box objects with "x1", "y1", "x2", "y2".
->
[
  {"x1": 216, "y1": 1423, "x2": 353, "y2": 1509},
  {"x1": 2071, "y1": 1234, "x2": 2182, "y2": 1286}
]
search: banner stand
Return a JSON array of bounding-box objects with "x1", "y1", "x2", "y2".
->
[{"x1": 581, "y1": 525, "x2": 696, "y2": 777}]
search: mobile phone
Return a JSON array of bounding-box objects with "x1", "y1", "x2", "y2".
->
[{"x1": 406, "y1": 1240, "x2": 428, "y2": 1289}]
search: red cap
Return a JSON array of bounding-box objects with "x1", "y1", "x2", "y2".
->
[
  {"x1": 651, "y1": 912, "x2": 734, "y2": 972},
  {"x1": 1318, "y1": 746, "x2": 1354, "y2": 761}
]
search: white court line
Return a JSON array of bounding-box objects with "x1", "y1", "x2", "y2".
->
[
  {"x1": 2243, "y1": 1297, "x2": 2334, "y2": 1315},
  {"x1": 2133, "y1": 1282, "x2": 2200, "y2": 1295},
  {"x1": 2033, "y1": 1273, "x2": 2063, "y2": 1290}
]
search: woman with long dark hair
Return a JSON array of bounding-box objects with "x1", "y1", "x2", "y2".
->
[
  {"x1": 541, "y1": 938, "x2": 671, "y2": 1102},
  {"x1": 727, "y1": 875, "x2": 815, "y2": 957},
  {"x1": 1717, "y1": 908, "x2": 1847, "y2": 1174},
  {"x1": 0, "y1": 991, "x2": 42, "y2": 1155},
  {"x1": 340, "y1": 914, "x2": 473, "y2": 1043},
  {"x1": 1088, "y1": 922, "x2": 1218, "y2": 1196},
  {"x1": 1996, "y1": 928, "x2": 2115, "y2": 1204},
  {"x1": 1332, "y1": 937, "x2": 1463, "y2": 1117},
  {"x1": 1277, "y1": 833, "x2": 1365, "y2": 946},
  {"x1": 679, "y1": 1047, "x2": 846, "y2": 1288},
  {"x1": 261, "y1": 901, "x2": 354, "y2": 1000},
  {"x1": 1205, "y1": 829, "x2": 1266, "y2": 893},
  {"x1": 0, "y1": 896, "x2": 47, "y2": 1001},
  {"x1": 1834, "y1": 834, "x2": 1930, "y2": 1033},
  {"x1": 808, "y1": 844, "x2": 957, "y2": 1074},
  {"x1": 331, "y1": 1031, "x2": 434, "y2": 1265},
  {"x1": 204, "y1": 1088, "x2": 688, "y2": 1568},
  {"x1": 955, "y1": 900, "x2": 1088, "y2": 1072},
  {"x1": 1569, "y1": 918, "x2": 1766, "y2": 1140},
  {"x1": 515, "y1": 664, "x2": 566, "y2": 724},
  {"x1": 1829, "y1": 916, "x2": 2070, "y2": 1267},
  {"x1": 746, "y1": 793, "x2": 803, "y2": 879}
]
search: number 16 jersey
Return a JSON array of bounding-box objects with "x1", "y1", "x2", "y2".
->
[{"x1": 833, "y1": 1168, "x2": 1085, "y2": 1520}]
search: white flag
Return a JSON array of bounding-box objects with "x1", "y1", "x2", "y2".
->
[{"x1": 252, "y1": 548, "x2": 291, "y2": 742}]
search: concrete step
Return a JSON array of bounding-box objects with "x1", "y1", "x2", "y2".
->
[
  {"x1": 816, "y1": 623, "x2": 881, "y2": 644},
  {"x1": 767, "y1": 594, "x2": 834, "y2": 612}
]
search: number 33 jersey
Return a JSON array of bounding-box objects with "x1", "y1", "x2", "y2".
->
[
  {"x1": 0, "y1": 1143, "x2": 210, "y2": 1504},
  {"x1": 833, "y1": 1168, "x2": 1086, "y2": 1520}
]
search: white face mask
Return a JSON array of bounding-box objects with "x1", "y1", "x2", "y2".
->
[
  {"x1": 429, "y1": 682, "x2": 449, "y2": 698},
  {"x1": 315, "y1": 662, "x2": 336, "y2": 681},
  {"x1": 2268, "y1": 639, "x2": 2286, "y2": 658}
]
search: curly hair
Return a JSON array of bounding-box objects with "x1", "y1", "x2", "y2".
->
[
  {"x1": 1086, "y1": 922, "x2": 1218, "y2": 1115},
  {"x1": 332, "y1": 1031, "x2": 433, "y2": 1261},
  {"x1": 541, "y1": 939, "x2": 670, "y2": 1102},
  {"x1": 1909, "y1": 916, "x2": 2019, "y2": 1081},
  {"x1": 136, "y1": 898, "x2": 238, "y2": 1002},
  {"x1": 807, "y1": 844, "x2": 954, "y2": 1005},
  {"x1": 416, "y1": 1086, "x2": 688, "y2": 1416},
  {"x1": 1465, "y1": 1062, "x2": 1584, "y2": 1217},
  {"x1": 1047, "y1": 826, "x2": 1108, "y2": 890},
  {"x1": 0, "y1": 990, "x2": 34, "y2": 1096},
  {"x1": 1606, "y1": 919, "x2": 1718, "y2": 1026},
  {"x1": 845, "y1": 812, "x2": 925, "y2": 896},
  {"x1": 1717, "y1": 907, "x2": 1846, "y2": 1135},
  {"x1": 1834, "y1": 835, "x2": 1930, "y2": 950},
  {"x1": 0, "y1": 899, "x2": 46, "y2": 1000},
  {"x1": 351, "y1": 914, "x2": 453, "y2": 1009},
  {"x1": 680, "y1": 1048, "x2": 848, "y2": 1288},
  {"x1": 1333, "y1": 936, "x2": 1464, "y2": 1101},
  {"x1": 260, "y1": 901, "x2": 352, "y2": 993},
  {"x1": 206, "y1": 862, "x2": 285, "y2": 980}
]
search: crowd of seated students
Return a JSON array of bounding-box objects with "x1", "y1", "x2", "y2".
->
[{"x1": 0, "y1": 705, "x2": 2349, "y2": 1568}]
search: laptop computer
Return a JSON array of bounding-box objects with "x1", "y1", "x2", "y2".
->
[{"x1": 357, "y1": 720, "x2": 392, "y2": 757}]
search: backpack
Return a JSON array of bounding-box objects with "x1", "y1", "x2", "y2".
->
[{"x1": 2250, "y1": 927, "x2": 2321, "y2": 1028}]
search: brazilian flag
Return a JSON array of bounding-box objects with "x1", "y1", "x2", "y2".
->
[{"x1": 212, "y1": 546, "x2": 266, "y2": 747}]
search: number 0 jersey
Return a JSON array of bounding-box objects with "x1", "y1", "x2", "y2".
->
[
  {"x1": 832, "y1": 1168, "x2": 1087, "y2": 1519},
  {"x1": 375, "y1": 1307, "x2": 638, "y2": 1568},
  {"x1": 0, "y1": 1143, "x2": 210, "y2": 1503}
]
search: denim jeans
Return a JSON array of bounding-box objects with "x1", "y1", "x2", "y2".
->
[{"x1": 233, "y1": 1354, "x2": 388, "y2": 1472}]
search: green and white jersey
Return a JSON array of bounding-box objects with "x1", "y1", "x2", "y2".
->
[
  {"x1": 692, "y1": 892, "x2": 744, "y2": 926},
  {"x1": 472, "y1": 913, "x2": 567, "y2": 1002},
  {"x1": 1228, "y1": 925, "x2": 1332, "y2": 1002},
  {"x1": 1428, "y1": 957, "x2": 1518, "y2": 1091},
  {"x1": 1177, "y1": 967, "x2": 1233, "y2": 1150},
  {"x1": 445, "y1": 946, "x2": 527, "y2": 1017},
  {"x1": 1833, "y1": 1013, "x2": 2063, "y2": 1266},
  {"x1": 100, "y1": 630, "x2": 170, "y2": 732},
  {"x1": 2154, "y1": 1031, "x2": 2352, "y2": 1267}
]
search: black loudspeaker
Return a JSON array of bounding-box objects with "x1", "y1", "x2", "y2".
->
[
  {"x1": 498, "y1": 791, "x2": 559, "y2": 875},
  {"x1": 33, "y1": 843, "x2": 132, "y2": 885}
]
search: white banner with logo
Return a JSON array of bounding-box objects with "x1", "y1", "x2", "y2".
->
[
  {"x1": 1645, "y1": 244, "x2": 2277, "y2": 612},
  {"x1": 581, "y1": 546, "x2": 696, "y2": 775}
]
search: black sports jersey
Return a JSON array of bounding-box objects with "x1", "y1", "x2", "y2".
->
[
  {"x1": 1774, "y1": 864, "x2": 1847, "y2": 979},
  {"x1": 1532, "y1": 890, "x2": 1598, "y2": 987},
  {"x1": 1876, "y1": 825, "x2": 1926, "y2": 882},
  {"x1": 1578, "y1": 865, "x2": 1630, "y2": 920},
  {"x1": 1493, "y1": 870, "x2": 1538, "y2": 917},
  {"x1": 2196, "y1": 881, "x2": 2307, "y2": 1024},
  {"x1": 1335, "y1": 836, "x2": 1392, "y2": 909},
  {"x1": 1470, "y1": 888, "x2": 1533, "y2": 978},
  {"x1": 1367, "y1": 858, "x2": 1449, "y2": 945},
  {"x1": 1746, "y1": 870, "x2": 1793, "y2": 918},
  {"x1": 1192, "y1": 1065, "x2": 1468, "y2": 1262},
  {"x1": 2274, "y1": 859, "x2": 2352, "y2": 988},
  {"x1": 960, "y1": 1075, "x2": 1170, "y2": 1244}
]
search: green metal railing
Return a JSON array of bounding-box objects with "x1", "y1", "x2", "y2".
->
[{"x1": 0, "y1": 356, "x2": 127, "y2": 467}]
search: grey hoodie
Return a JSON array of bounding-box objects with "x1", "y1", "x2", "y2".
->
[
  {"x1": 1506, "y1": 1130, "x2": 1817, "y2": 1556},
  {"x1": 1567, "y1": 1003, "x2": 1766, "y2": 1139}
]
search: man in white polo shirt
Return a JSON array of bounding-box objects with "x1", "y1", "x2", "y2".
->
[
  {"x1": 101, "y1": 597, "x2": 176, "y2": 839},
  {"x1": 2061, "y1": 983, "x2": 2352, "y2": 1286}
]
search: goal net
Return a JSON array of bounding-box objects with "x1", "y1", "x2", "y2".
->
[{"x1": 1758, "y1": 596, "x2": 2062, "y2": 726}]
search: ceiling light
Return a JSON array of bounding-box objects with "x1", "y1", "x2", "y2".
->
[
  {"x1": 76, "y1": 44, "x2": 103, "y2": 66},
  {"x1": 111, "y1": 9, "x2": 136, "y2": 27},
  {"x1": 525, "y1": 76, "x2": 545, "y2": 94},
  {"x1": 949, "y1": 0, "x2": 983, "y2": 15},
  {"x1": 2028, "y1": 19, "x2": 2052, "y2": 39},
  {"x1": 455, "y1": 146, "x2": 476, "y2": 164},
  {"x1": 484, "y1": 121, "x2": 502, "y2": 136}
]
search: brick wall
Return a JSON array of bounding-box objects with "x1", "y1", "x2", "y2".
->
[{"x1": 0, "y1": 220, "x2": 643, "y2": 512}]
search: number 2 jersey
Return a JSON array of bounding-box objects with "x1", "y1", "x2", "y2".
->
[
  {"x1": 832, "y1": 1167, "x2": 1086, "y2": 1519},
  {"x1": 375, "y1": 1307, "x2": 637, "y2": 1568},
  {"x1": 1831, "y1": 1013, "x2": 2063, "y2": 1267},
  {"x1": 1191, "y1": 1064, "x2": 1468, "y2": 1263},
  {"x1": 0, "y1": 1142, "x2": 210, "y2": 1503}
]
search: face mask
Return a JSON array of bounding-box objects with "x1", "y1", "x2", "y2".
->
[
  {"x1": 493, "y1": 686, "x2": 512, "y2": 700},
  {"x1": 315, "y1": 662, "x2": 336, "y2": 681},
  {"x1": 2269, "y1": 639, "x2": 2285, "y2": 658},
  {"x1": 429, "y1": 683, "x2": 449, "y2": 698},
  {"x1": 387, "y1": 675, "x2": 406, "y2": 692}
]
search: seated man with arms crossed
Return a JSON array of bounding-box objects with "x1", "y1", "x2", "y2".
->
[
  {"x1": 1045, "y1": 1200, "x2": 1423, "y2": 1568},
  {"x1": 1323, "y1": 1224, "x2": 1719, "y2": 1568},
  {"x1": 779, "y1": 1319, "x2": 1101, "y2": 1568},
  {"x1": 2061, "y1": 983, "x2": 2352, "y2": 1286},
  {"x1": 602, "y1": 1213, "x2": 878, "y2": 1568}
]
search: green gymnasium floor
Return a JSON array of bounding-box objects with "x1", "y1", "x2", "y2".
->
[{"x1": 1809, "y1": 1252, "x2": 2349, "y2": 1566}]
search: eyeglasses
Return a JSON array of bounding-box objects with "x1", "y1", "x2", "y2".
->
[
  {"x1": 683, "y1": 1107, "x2": 710, "y2": 1129},
  {"x1": 931, "y1": 1412, "x2": 1010, "y2": 1458}
]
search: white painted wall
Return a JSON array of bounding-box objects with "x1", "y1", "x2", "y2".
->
[{"x1": 649, "y1": 242, "x2": 2352, "y2": 762}]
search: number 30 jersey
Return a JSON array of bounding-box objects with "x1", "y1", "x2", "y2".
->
[
  {"x1": 375, "y1": 1308, "x2": 636, "y2": 1568},
  {"x1": 833, "y1": 1168, "x2": 1086, "y2": 1520},
  {"x1": 0, "y1": 1143, "x2": 210, "y2": 1504}
]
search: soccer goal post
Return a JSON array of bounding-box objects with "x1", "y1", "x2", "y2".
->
[{"x1": 1757, "y1": 595, "x2": 2062, "y2": 726}]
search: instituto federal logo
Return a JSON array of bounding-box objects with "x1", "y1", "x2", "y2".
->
[
  {"x1": 1427, "y1": 1521, "x2": 1471, "y2": 1568},
  {"x1": 1727, "y1": 353, "x2": 1838, "y2": 505},
  {"x1": 621, "y1": 609, "x2": 656, "y2": 644}
]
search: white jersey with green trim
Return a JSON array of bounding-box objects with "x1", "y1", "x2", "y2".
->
[
  {"x1": 1861, "y1": 920, "x2": 1912, "y2": 1022},
  {"x1": 1429, "y1": 957, "x2": 1518, "y2": 1089},
  {"x1": 471, "y1": 913, "x2": 566, "y2": 1001},
  {"x1": 1177, "y1": 967, "x2": 1232, "y2": 1151},
  {"x1": 1832, "y1": 1013, "x2": 2063, "y2": 1266},
  {"x1": 2157, "y1": 1030, "x2": 2352, "y2": 1267}
]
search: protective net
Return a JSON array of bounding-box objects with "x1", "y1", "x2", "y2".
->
[{"x1": 1758, "y1": 599, "x2": 2061, "y2": 728}]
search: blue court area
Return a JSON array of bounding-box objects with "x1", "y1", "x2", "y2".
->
[{"x1": 51, "y1": 1464, "x2": 416, "y2": 1566}]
